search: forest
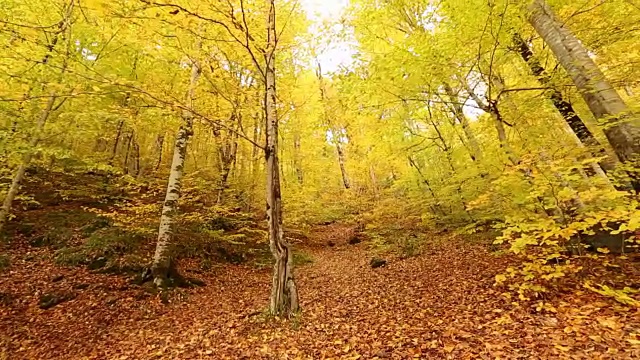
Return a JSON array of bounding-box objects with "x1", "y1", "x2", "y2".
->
[{"x1": 0, "y1": 0, "x2": 640, "y2": 358}]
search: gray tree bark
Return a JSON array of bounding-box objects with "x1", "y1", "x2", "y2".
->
[
  {"x1": 443, "y1": 83, "x2": 483, "y2": 162},
  {"x1": 512, "y1": 32, "x2": 617, "y2": 175},
  {"x1": 528, "y1": 0, "x2": 640, "y2": 173},
  {"x1": 265, "y1": 0, "x2": 299, "y2": 316},
  {"x1": 0, "y1": 1, "x2": 73, "y2": 232},
  {"x1": 0, "y1": 94, "x2": 57, "y2": 232},
  {"x1": 151, "y1": 42, "x2": 201, "y2": 287}
]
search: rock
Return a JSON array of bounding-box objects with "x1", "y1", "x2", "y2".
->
[
  {"x1": 187, "y1": 277, "x2": 206, "y2": 287},
  {"x1": 370, "y1": 258, "x2": 387, "y2": 268},
  {"x1": 348, "y1": 235, "x2": 362, "y2": 245},
  {"x1": 72, "y1": 283, "x2": 90, "y2": 290},
  {"x1": 87, "y1": 257, "x2": 107, "y2": 270},
  {"x1": 105, "y1": 296, "x2": 118, "y2": 305},
  {"x1": 39, "y1": 291, "x2": 76, "y2": 310},
  {"x1": 51, "y1": 275, "x2": 64, "y2": 283},
  {"x1": 570, "y1": 225, "x2": 638, "y2": 254},
  {"x1": 327, "y1": 241, "x2": 335, "y2": 247}
]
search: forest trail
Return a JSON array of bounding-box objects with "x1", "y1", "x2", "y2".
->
[{"x1": 2, "y1": 223, "x2": 638, "y2": 359}]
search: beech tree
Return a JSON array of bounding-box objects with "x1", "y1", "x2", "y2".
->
[
  {"x1": 527, "y1": 0, "x2": 640, "y2": 171},
  {"x1": 151, "y1": 37, "x2": 202, "y2": 287}
]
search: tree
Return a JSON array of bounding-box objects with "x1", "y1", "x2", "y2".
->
[
  {"x1": 0, "y1": 0, "x2": 74, "y2": 232},
  {"x1": 151, "y1": 37, "x2": 202, "y2": 287},
  {"x1": 265, "y1": 0, "x2": 299, "y2": 315},
  {"x1": 527, "y1": 0, "x2": 640, "y2": 174}
]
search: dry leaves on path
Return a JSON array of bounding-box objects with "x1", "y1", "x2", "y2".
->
[{"x1": 1, "y1": 225, "x2": 639, "y2": 359}]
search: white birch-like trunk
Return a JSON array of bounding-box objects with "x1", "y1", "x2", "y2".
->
[
  {"x1": 336, "y1": 142, "x2": 351, "y2": 189},
  {"x1": 443, "y1": 83, "x2": 483, "y2": 162},
  {"x1": 0, "y1": 94, "x2": 57, "y2": 232},
  {"x1": 265, "y1": 0, "x2": 299, "y2": 316},
  {"x1": 151, "y1": 46, "x2": 201, "y2": 286},
  {"x1": 528, "y1": 0, "x2": 640, "y2": 165}
]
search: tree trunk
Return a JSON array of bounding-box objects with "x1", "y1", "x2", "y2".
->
[
  {"x1": 465, "y1": 82, "x2": 519, "y2": 165},
  {"x1": 293, "y1": 133, "x2": 303, "y2": 184},
  {"x1": 151, "y1": 43, "x2": 201, "y2": 287},
  {"x1": 132, "y1": 136, "x2": 141, "y2": 177},
  {"x1": 0, "y1": 94, "x2": 57, "y2": 232},
  {"x1": 0, "y1": 2, "x2": 73, "y2": 232},
  {"x1": 317, "y1": 63, "x2": 351, "y2": 189},
  {"x1": 443, "y1": 83, "x2": 482, "y2": 162},
  {"x1": 123, "y1": 132, "x2": 133, "y2": 174},
  {"x1": 336, "y1": 142, "x2": 351, "y2": 189},
  {"x1": 109, "y1": 119, "x2": 125, "y2": 165},
  {"x1": 512, "y1": 32, "x2": 617, "y2": 173},
  {"x1": 265, "y1": 0, "x2": 299, "y2": 316},
  {"x1": 528, "y1": 0, "x2": 640, "y2": 169},
  {"x1": 154, "y1": 133, "x2": 165, "y2": 172},
  {"x1": 408, "y1": 156, "x2": 446, "y2": 216},
  {"x1": 369, "y1": 163, "x2": 378, "y2": 198}
]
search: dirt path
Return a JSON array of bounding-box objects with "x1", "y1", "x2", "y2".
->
[{"x1": 2, "y1": 225, "x2": 639, "y2": 359}]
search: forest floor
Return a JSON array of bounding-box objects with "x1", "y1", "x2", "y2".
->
[{"x1": 1, "y1": 223, "x2": 640, "y2": 359}]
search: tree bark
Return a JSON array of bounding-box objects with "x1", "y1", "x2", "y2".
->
[
  {"x1": 317, "y1": 63, "x2": 351, "y2": 189},
  {"x1": 123, "y1": 132, "x2": 133, "y2": 174},
  {"x1": 154, "y1": 133, "x2": 165, "y2": 172},
  {"x1": 336, "y1": 141, "x2": 351, "y2": 189},
  {"x1": 512, "y1": 32, "x2": 617, "y2": 173},
  {"x1": 109, "y1": 119, "x2": 124, "y2": 165},
  {"x1": 0, "y1": 1, "x2": 73, "y2": 232},
  {"x1": 528, "y1": 0, "x2": 640, "y2": 170},
  {"x1": 443, "y1": 83, "x2": 483, "y2": 162},
  {"x1": 151, "y1": 42, "x2": 201, "y2": 287},
  {"x1": 293, "y1": 133, "x2": 303, "y2": 184},
  {"x1": 465, "y1": 82, "x2": 519, "y2": 165},
  {"x1": 265, "y1": 0, "x2": 299, "y2": 316},
  {"x1": 0, "y1": 94, "x2": 57, "y2": 232}
]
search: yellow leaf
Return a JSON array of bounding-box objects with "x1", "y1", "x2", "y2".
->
[
  {"x1": 554, "y1": 345, "x2": 570, "y2": 352},
  {"x1": 596, "y1": 247, "x2": 610, "y2": 254}
]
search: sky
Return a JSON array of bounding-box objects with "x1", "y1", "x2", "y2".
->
[
  {"x1": 300, "y1": 0, "x2": 356, "y2": 74},
  {"x1": 299, "y1": 0, "x2": 483, "y2": 119}
]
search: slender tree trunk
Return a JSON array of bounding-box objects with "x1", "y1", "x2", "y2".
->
[
  {"x1": 154, "y1": 133, "x2": 165, "y2": 172},
  {"x1": 109, "y1": 119, "x2": 125, "y2": 164},
  {"x1": 512, "y1": 32, "x2": 617, "y2": 173},
  {"x1": 133, "y1": 137, "x2": 141, "y2": 177},
  {"x1": 0, "y1": 1, "x2": 73, "y2": 232},
  {"x1": 465, "y1": 83, "x2": 519, "y2": 165},
  {"x1": 369, "y1": 163, "x2": 378, "y2": 198},
  {"x1": 429, "y1": 118, "x2": 473, "y2": 221},
  {"x1": 443, "y1": 83, "x2": 482, "y2": 162},
  {"x1": 214, "y1": 114, "x2": 240, "y2": 205},
  {"x1": 151, "y1": 42, "x2": 201, "y2": 287},
  {"x1": 528, "y1": 0, "x2": 640, "y2": 169},
  {"x1": 0, "y1": 94, "x2": 56, "y2": 232},
  {"x1": 265, "y1": 0, "x2": 299, "y2": 316},
  {"x1": 293, "y1": 133, "x2": 303, "y2": 184},
  {"x1": 336, "y1": 142, "x2": 351, "y2": 189},
  {"x1": 317, "y1": 63, "x2": 351, "y2": 189},
  {"x1": 123, "y1": 132, "x2": 133, "y2": 174},
  {"x1": 408, "y1": 156, "x2": 446, "y2": 216}
]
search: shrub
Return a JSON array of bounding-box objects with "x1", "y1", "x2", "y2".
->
[
  {"x1": 293, "y1": 251, "x2": 314, "y2": 266},
  {"x1": 54, "y1": 247, "x2": 89, "y2": 266}
]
